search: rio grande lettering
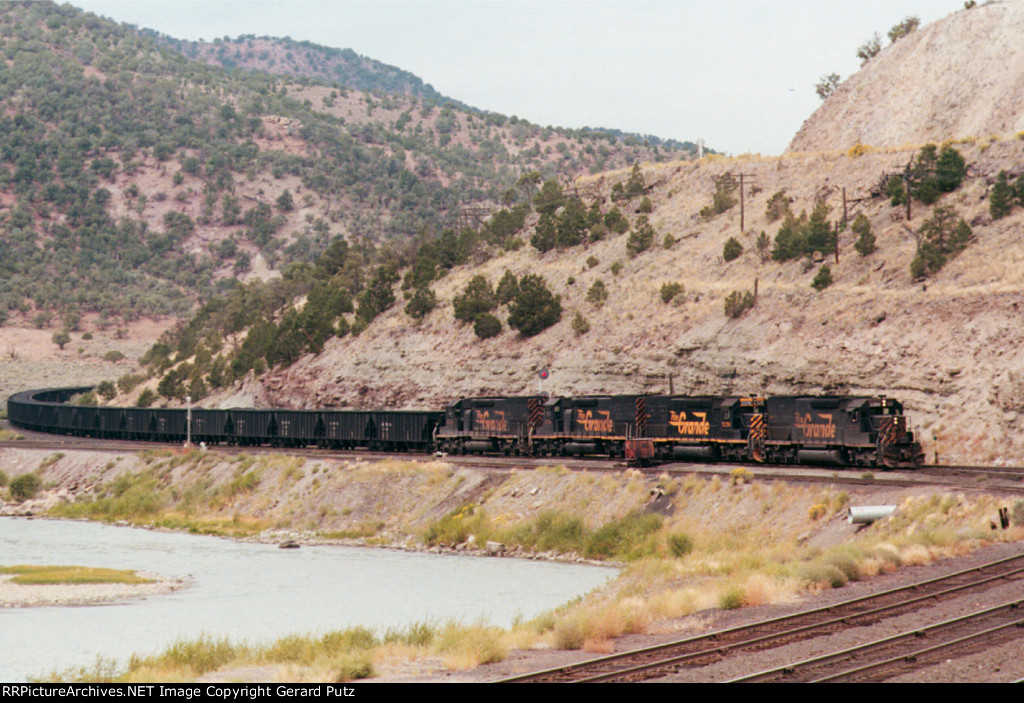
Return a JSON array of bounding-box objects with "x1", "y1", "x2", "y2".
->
[
  {"x1": 474, "y1": 410, "x2": 507, "y2": 432},
  {"x1": 669, "y1": 411, "x2": 710, "y2": 436},
  {"x1": 576, "y1": 409, "x2": 614, "y2": 433},
  {"x1": 795, "y1": 413, "x2": 835, "y2": 440}
]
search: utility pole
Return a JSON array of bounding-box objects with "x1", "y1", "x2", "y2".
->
[{"x1": 729, "y1": 171, "x2": 761, "y2": 235}]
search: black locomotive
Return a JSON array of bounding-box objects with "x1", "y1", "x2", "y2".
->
[{"x1": 6, "y1": 387, "x2": 923, "y2": 469}]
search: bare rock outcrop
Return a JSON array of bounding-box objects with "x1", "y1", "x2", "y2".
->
[{"x1": 789, "y1": 1, "x2": 1024, "y2": 153}]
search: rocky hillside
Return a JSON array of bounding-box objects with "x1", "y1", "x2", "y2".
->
[
  {"x1": 153, "y1": 131, "x2": 1024, "y2": 467},
  {"x1": 789, "y1": 0, "x2": 1024, "y2": 153},
  {"x1": 51, "y1": 3, "x2": 1024, "y2": 468}
]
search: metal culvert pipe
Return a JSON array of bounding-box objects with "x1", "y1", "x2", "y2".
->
[{"x1": 848, "y1": 505, "x2": 897, "y2": 524}]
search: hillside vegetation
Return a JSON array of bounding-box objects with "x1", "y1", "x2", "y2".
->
[
  {"x1": 125, "y1": 128, "x2": 1024, "y2": 467},
  {"x1": 0, "y1": 1, "x2": 694, "y2": 330},
  {"x1": 15, "y1": 2, "x2": 1024, "y2": 466}
]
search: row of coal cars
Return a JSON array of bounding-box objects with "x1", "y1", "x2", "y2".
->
[{"x1": 6, "y1": 388, "x2": 923, "y2": 468}]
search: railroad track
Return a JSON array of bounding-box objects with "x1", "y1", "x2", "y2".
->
[
  {"x1": 730, "y1": 600, "x2": 1024, "y2": 683},
  {"x1": 499, "y1": 550, "x2": 1024, "y2": 683},
  {"x1": 4, "y1": 430, "x2": 1024, "y2": 494}
]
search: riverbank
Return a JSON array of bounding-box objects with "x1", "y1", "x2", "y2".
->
[{"x1": 2, "y1": 445, "x2": 1023, "y2": 682}]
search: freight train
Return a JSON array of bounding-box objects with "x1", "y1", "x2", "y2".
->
[{"x1": 6, "y1": 387, "x2": 924, "y2": 469}]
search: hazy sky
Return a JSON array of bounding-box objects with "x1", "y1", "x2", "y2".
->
[{"x1": 72, "y1": 0, "x2": 966, "y2": 155}]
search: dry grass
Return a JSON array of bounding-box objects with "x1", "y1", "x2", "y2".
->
[
  {"x1": 30, "y1": 452, "x2": 1023, "y2": 680},
  {"x1": 0, "y1": 564, "x2": 153, "y2": 585},
  {"x1": 52, "y1": 620, "x2": 514, "y2": 682}
]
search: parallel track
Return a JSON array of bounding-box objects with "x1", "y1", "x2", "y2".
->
[
  {"x1": 499, "y1": 551, "x2": 1024, "y2": 683},
  {"x1": 730, "y1": 601, "x2": 1024, "y2": 683}
]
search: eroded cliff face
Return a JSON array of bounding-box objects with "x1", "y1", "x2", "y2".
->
[
  {"x1": 206, "y1": 133, "x2": 1024, "y2": 466},
  {"x1": 789, "y1": 1, "x2": 1024, "y2": 153}
]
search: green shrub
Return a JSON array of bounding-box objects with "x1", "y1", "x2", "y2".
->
[
  {"x1": 771, "y1": 200, "x2": 835, "y2": 262},
  {"x1": 700, "y1": 173, "x2": 738, "y2": 219},
  {"x1": 404, "y1": 286, "x2": 437, "y2": 320},
  {"x1": 990, "y1": 170, "x2": 1014, "y2": 220},
  {"x1": 495, "y1": 270, "x2": 519, "y2": 304},
  {"x1": 505, "y1": 511, "x2": 586, "y2": 553},
  {"x1": 668, "y1": 532, "x2": 694, "y2": 557},
  {"x1": 718, "y1": 586, "x2": 744, "y2": 610},
  {"x1": 625, "y1": 216, "x2": 655, "y2": 257},
  {"x1": 333, "y1": 651, "x2": 375, "y2": 682},
  {"x1": 910, "y1": 205, "x2": 972, "y2": 279},
  {"x1": 825, "y1": 550, "x2": 862, "y2": 582},
  {"x1": 660, "y1": 282, "x2": 684, "y2": 303},
  {"x1": 755, "y1": 231, "x2": 771, "y2": 263},
  {"x1": 885, "y1": 175, "x2": 906, "y2": 206},
  {"x1": 603, "y1": 207, "x2": 629, "y2": 234},
  {"x1": 851, "y1": 212, "x2": 876, "y2": 256},
  {"x1": 507, "y1": 275, "x2": 561, "y2": 337},
  {"x1": 584, "y1": 511, "x2": 662, "y2": 560},
  {"x1": 136, "y1": 389, "x2": 156, "y2": 408},
  {"x1": 765, "y1": 190, "x2": 791, "y2": 222},
  {"x1": 796, "y1": 562, "x2": 848, "y2": 588},
  {"x1": 453, "y1": 276, "x2": 497, "y2": 324},
  {"x1": 586, "y1": 279, "x2": 609, "y2": 307},
  {"x1": 724, "y1": 290, "x2": 755, "y2": 318},
  {"x1": 722, "y1": 237, "x2": 743, "y2": 262},
  {"x1": 10, "y1": 473, "x2": 42, "y2": 501},
  {"x1": 888, "y1": 15, "x2": 920, "y2": 42},
  {"x1": 473, "y1": 313, "x2": 502, "y2": 340},
  {"x1": 571, "y1": 311, "x2": 590, "y2": 336},
  {"x1": 811, "y1": 265, "x2": 833, "y2": 290},
  {"x1": 423, "y1": 505, "x2": 488, "y2": 547}
]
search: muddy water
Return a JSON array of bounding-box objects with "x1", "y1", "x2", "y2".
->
[{"x1": 0, "y1": 517, "x2": 615, "y2": 681}]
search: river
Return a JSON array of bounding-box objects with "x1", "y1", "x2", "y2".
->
[{"x1": 0, "y1": 517, "x2": 615, "y2": 682}]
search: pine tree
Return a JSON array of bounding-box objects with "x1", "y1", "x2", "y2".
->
[
  {"x1": 811, "y1": 265, "x2": 833, "y2": 290},
  {"x1": 626, "y1": 215, "x2": 655, "y2": 257},
  {"x1": 495, "y1": 270, "x2": 519, "y2": 305},
  {"x1": 508, "y1": 275, "x2": 561, "y2": 337},
  {"x1": 990, "y1": 170, "x2": 1013, "y2": 220},
  {"x1": 453, "y1": 275, "x2": 496, "y2": 323},
  {"x1": 851, "y1": 213, "x2": 876, "y2": 256}
]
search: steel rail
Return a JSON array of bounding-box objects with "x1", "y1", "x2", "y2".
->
[
  {"x1": 499, "y1": 551, "x2": 1024, "y2": 683},
  {"x1": 728, "y1": 600, "x2": 1024, "y2": 683}
]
